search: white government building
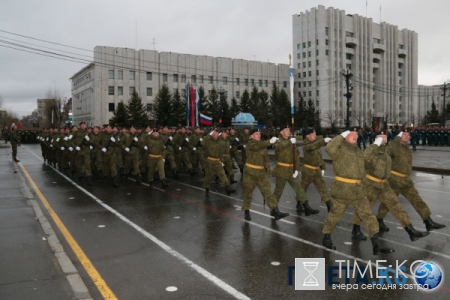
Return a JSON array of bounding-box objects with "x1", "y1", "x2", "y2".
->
[{"x1": 71, "y1": 5, "x2": 444, "y2": 127}]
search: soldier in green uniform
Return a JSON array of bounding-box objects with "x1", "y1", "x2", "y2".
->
[
  {"x1": 100, "y1": 125, "x2": 119, "y2": 187},
  {"x1": 189, "y1": 127, "x2": 206, "y2": 174},
  {"x1": 146, "y1": 129, "x2": 169, "y2": 189},
  {"x1": 376, "y1": 130, "x2": 446, "y2": 231},
  {"x1": 272, "y1": 127, "x2": 318, "y2": 215},
  {"x1": 60, "y1": 127, "x2": 71, "y2": 173},
  {"x1": 122, "y1": 126, "x2": 142, "y2": 184},
  {"x1": 202, "y1": 129, "x2": 235, "y2": 196},
  {"x1": 9, "y1": 124, "x2": 21, "y2": 162},
  {"x1": 351, "y1": 132, "x2": 429, "y2": 242},
  {"x1": 228, "y1": 127, "x2": 243, "y2": 172},
  {"x1": 220, "y1": 130, "x2": 237, "y2": 183},
  {"x1": 173, "y1": 127, "x2": 196, "y2": 176},
  {"x1": 300, "y1": 128, "x2": 332, "y2": 212},
  {"x1": 90, "y1": 126, "x2": 103, "y2": 177},
  {"x1": 322, "y1": 129, "x2": 394, "y2": 254},
  {"x1": 160, "y1": 126, "x2": 179, "y2": 178},
  {"x1": 241, "y1": 129, "x2": 289, "y2": 221},
  {"x1": 70, "y1": 122, "x2": 93, "y2": 185}
]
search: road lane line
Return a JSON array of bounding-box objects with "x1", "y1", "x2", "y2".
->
[{"x1": 18, "y1": 163, "x2": 118, "y2": 300}]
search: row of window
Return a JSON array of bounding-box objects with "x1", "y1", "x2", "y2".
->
[
  {"x1": 297, "y1": 70, "x2": 319, "y2": 78},
  {"x1": 108, "y1": 86, "x2": 153, "y2": 96},
  {"x1": 298, "y1": 90, "x2": 320, "y2": 97}
]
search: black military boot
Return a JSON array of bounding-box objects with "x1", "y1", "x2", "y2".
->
[
  {"x1": 270, "y1": 207, "x2": 289, "y2": 220},
  {"x1": 149, "y1": 181, "x2": 153, "y2": 189},
  {"x1": 325, "y1": 201, "x2": 331, "y2": 212},
  {"x1": 113, "y1": 176, "x2": 119, "y2": 187},
  {"x1": 189, "y1": 169, "x2": 197, "y2": 176},
  {"x1": 215, "y1": 176, "x2": 220, "y2": 184},
  {"x1": 205, "y1": 188, "x2": 209, "y2": 197},
  {"x1": 136, "y1": 174, "x2": 142, "y2": 185},
  {"x1": 322, "y1": 234, "x2": 336, "y2": 250},
  {"x1": 377, "y1": 218, "x2": 390, "y2": 232},
  {"x1": 371, "y1": 233, "x2": 395, "y2": 255},
  {"x1": 239, "y1": 165, "x2": 243, "y2": 174},
  {"x1": 87, "y1": 176, "x2": 94, "y2": 186},
  {"x1": 161, "y1": 179, "x2": 169, "y2": 189},
  {"x1": 225, "y1": 185, "x2": 235, "y2": 195},
  {"x1": 302, "y1": 201, "x2": 319, "y2": 216},
  {"x1": 352, "y1": 224, "x2": 367, "y2": 240},
  {"x1": 229, "y1": 175, "x2": 237, "y2": 184},
  {"x1": 296, "y1": 201, "x2": 304, "y2": 211},
  {"x1": 424, "y1": 217, "x2": 446, "y2": 231},
  {"x1": 405, "y1": 224, "x2": 430, "y2": 241},
  {"x1": 244, "y1": 210, "x2": 251, "y2": 221}
]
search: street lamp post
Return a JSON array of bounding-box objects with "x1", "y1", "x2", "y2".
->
[{"x1": 343, "y1": 69, "x2": 353, "y2": 129}]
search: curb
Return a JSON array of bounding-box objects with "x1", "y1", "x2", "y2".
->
[{"x1": 13, "y1": 160, "x2": 93, "y2": 300}]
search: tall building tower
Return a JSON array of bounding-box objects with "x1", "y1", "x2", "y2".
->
[{"x1": 293, "y1": 5, "x2": 418, "y2": 128}]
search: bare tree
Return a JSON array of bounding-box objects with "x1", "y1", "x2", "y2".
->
[
  {"x1": 322, "y1": 109, "x2": 341, "y2": 131},
  {"x1": 365, "y1": 109, "x2": 374, "y2": 128},
  {"x1": 44, "y1": 89, "x2": 68, "y2": 128},
  {"x1": 353, "y1": 109, "x2": 365, "y2": 127}
]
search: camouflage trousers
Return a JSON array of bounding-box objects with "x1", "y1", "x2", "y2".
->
[
  {"x1": 165, "y1": 151, "x2": 177, "y2": 171},
  {"x1": 242, "y1": 166, "x2": 277, "y2": 211},
  {"x1": 191, "y1": 149, "x2": 206, "y2": 171},
  {"x1": 102, "y1": 152, "x2": 117, "y2": 177},
  {"x1": 230, "y1": 149, "x2": 242, "y2": 167},
  {"x1": 273, "y1": 176, "x2": 307, "y2": 205},
  {"x1": 175, "y1": 151, "x2": 192, "y2": 171},
  {"x1": 222, "y1": 154, "x2": 234, "y2": 177},
  {"x1": 377, "y1": 175, "x2": 431, "y2": 220},
  {"x1": 352, "y1": 180, "x2": 411, "y2": 227},
  {"x1": 90, "y1": 150, "x2": 102, "y2": 173},
  {"x1": 123, "y1": 149, "x2": 141, "y2": 175},
  {"x1": 11, "y1": 142, "x2": 18, "y2": 159},
  {"x1": 203, "y1": 159, "x2": 229, "y2": 189},
  {"x1": 75, "y1": 151, "x2": 91, "y2": 177},
  {"x1": 147, "y1": 156, "x2": 165, "y2": 182},
  {"x1": 323, "y1": 195, "x2": 379, "y2": 238},
  {"x1": 300, "y1": 168, "x2": 331, "y2": 203}
]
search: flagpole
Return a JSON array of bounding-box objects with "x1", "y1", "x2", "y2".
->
[{"x1": 289, "y1": 54, "x2": 295, "y2": 174}]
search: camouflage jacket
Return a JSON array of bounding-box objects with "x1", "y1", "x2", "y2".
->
[
  {"x1": 388, "y1": 136, "x2": 412, "y2": 177},
  {"x1": 146, "y1": 135, "x2": 166, "y2": 158},
  {"x1": 203, "y1": 137, "x2": 226, "y2": 159},
  {"x1": 363, "y1": 144, "x2": 391, "y2": 185},
  {"x1": 302, "y1": 138, "x2": 326, "y2": 171},
  {"x1": 245, "y1": 139, "x2": 271, "y2": 175},
  {"x1": 272, "y1": 136, "x2": 300, "y2": 179}
]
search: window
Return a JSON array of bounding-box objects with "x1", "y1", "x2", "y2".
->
[
  {"x1": 373, "y1": 38, "x2": 381, "y2": 44},
  {"x1": 346, "y1": 64, "x2": 352, "y2": 70},
  {"x1": 118, "y1": 70, "x2": 123, "y2": 80},
  {"x1": 129, "y1": 71, "x2": 135, "y2": 80},
  {"x1": 129, "y1": 87, "x2": 135, "y2": 94},
  {"x1": 316, "y1": 60, "x2": 319, "y2": 66},
  {"x1": 298, "y1": 92, "x2": 302, "y2": 98},
  {"x1": 108, "y1": 70, "x2": 114, "y2": 79},
  {"x1": 163, "y1": 73, "x2": 168, "y2": 82},
  {"x1": 298, "y1": 73, "x2": 301, "y2": 78},
  {"x1": 298, "y1": 82, "x2": 302, "y2": 88},
  {"x1": 209, "y1": 76, "x2": 213, "y2": 84},
  {"x1": 191, "y1": 75, "x2": 196, "y2": 83},
  {"x1": 118, "y1": 86, "x2": 123, "y2": 96},
  {"x1": 308, "y1": 91, "x2": 312, "y2": 97},
  {"x1": 346, "y1": 54, "x2": 352, "y2": 60},
  {"x1": 308, "y1": 81, "x2": 312, "y2": 87},
  {"x1": 325, "y1": 27, "x2": 329, "y2": 36},
  {"x1": 235, "y1": 78, "x2": 240, "y2": 85},
  {"x1": 199, "y1": 75, "x2": 204, "y2": 83},
  {"x1": 223, "y1": 77, "x2": 227, "y2": 85},
  {"x1": 264, "y1": 80, "x2": 268, "y2": 87},
  {"x1": 308, "y1": 61, "x2": 311, "y2": 67},
  {"x1": 303, "y1": 62, "x2": 306, "y2": 68},
  {"x1": 303, "y1": 72, "x2": 306, "y2": 77},
  {"x1": 258, "y1": 80, "x2": 262, "y2": 87},
  {"x1": 308, "y1": 51, "x2": 311, "y2": 57},
  {"x1": 303, "y1": 91, "x2": 306, "y2": 97},
  {"x1": 251, "y1": 79, "x2": 254, "y2": 86},
  {"x1": 297, "y1": 53, "x2": 300, "y2": 59},
  {"x1": 303, "y1": 82, "x2": 306, "y2": 87},
  {"x1": 399, "y1": 44, "x2": 404, "y2": 49},
  {"x1": 316, "y1": 50, "x2": 319, "y2": 56},
  {"x1": 317, "y1": 90, "x2": 320, "y2": 96},
  {"x1": 181, "y1": 74, "x2": 186, "y2": 83},
  {"x1": 308, "y1": 41, "x2": 311, "y2": 47},
  {"x1": 398, "y1": 72, "x2": 402, "y2": 77},
  {"x1": 308, "y1": 71, "x2": 312, "y2": 77},
  {"x1": 272, "y1": 81, "x2": 276, "y2": 87},
  {"x1": 303, "y1": 42, "x2": 306, "y2": 48},
  {"x1": 146, "y1": 103, "x2": 153, "y2": 112},
  {"x1": 297, "y1": 63, "x2": 301, "y2": 68},
  {"x1": 316, "y1": 39, "x2": 319, "y2": 46},
  {"x1": 108, "y1": 86, "x2": 114, "y2": 95},
  {"x1": 325, "y1": 50, "x2": 329, "y2": 56},
  {"x1": 316, "y1": 70, "x2": 319, "y2": 76},
  {"x1": 283, "y1": 81, "x2": 287, "y2": 88},
  {"x1": 181, "y1": 89, "x2": 186, "y2": 96},
  {"x1": 235, "y1": 91, "x2": 240, "y2": 99},
  {"x1": 325, "y1": 39, "x2": 329, "y2": 46},
  {"x1": 147, "y1": 87, "x2": 153, "y2": 96},
  {"x1": 303, "y1": 52, "x2": 306, "y2": 58},
  {"x1": 108, "y1": 103, "x2": 115, "y2": 112},
  {"x1": 173, "y1": 74, "x2": 178, "y2": 82},
  {"x1": 297, "y1": 44, "x2": 300, "y2": 50},
  {"x1": 244, "y1": 78, "x2": 248, "y2": 86},
  {"x1": 146, "y1": 72, "x2": 152, "y2": 81}
]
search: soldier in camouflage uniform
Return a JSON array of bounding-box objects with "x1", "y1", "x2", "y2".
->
[
  {"x1": 202, "y1": 129, "x2": 235, "y2": 196},
  {"x1": 90, "y1": 126, "x2": 103, "y2": 177},
  {"x1": 60, "y1": 127, "x2": 71, "y2": 173},
  {"x1": 70, "y1": 122, "x2": 93, "y2": 185},
  {"x1": 228, "y1": 127, "x2": 243, "y2": 173},
  {"x1": 189, "y1": 127, "x2": 206, "y2": 174},
  {"x1": 272, "y1": 127, "x2": 318, "y2": 215},
  {"x1": 351, "y1": 132, "x2": 429, "y2": 242},
  {"x1": 159, "y1": 126, "x2": 179, "y2": 178},
  {"x1": 322, "y1": 129, "x2": 394, "y2": 254},
  {"x1": 173, "y1": 127, "x2": 196, "y2": 176},
  {"x1": 121, "y1": 126, "x2": 142, "y2": 184},
  {"x1": 146, "y1": 129, "x2": 169, "y2": 189},
  {"x1": 300, "y1": 128, "x2": 332, "y2": 212},
  {"x1": 376, "y1": 130, "x2": 446, "y2": 231},
  {"x1": 221, "y1": 130, "x2": 237, "y2": 184},
  {"x1": 9, "y1": 125, "x2": 21, "y2": 162},
  {"x1": 100, "y1": 125, "x2": 119, "y2": 187},
  {"x1": 241, "y1": 129, "x2": 289, "y2": 221}
]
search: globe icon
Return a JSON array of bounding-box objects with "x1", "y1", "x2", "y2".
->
[{"x1": 414, "y1": 262, "x2": 443, "y2": 290}]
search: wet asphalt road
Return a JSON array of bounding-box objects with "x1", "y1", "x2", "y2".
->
[{"x1": 18, "y1": 144, "x2": 450, "y2": 299}]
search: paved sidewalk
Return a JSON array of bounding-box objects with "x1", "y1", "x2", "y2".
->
[{"x1": 0, "y1": 144, "x2": 90, "y2": 300}]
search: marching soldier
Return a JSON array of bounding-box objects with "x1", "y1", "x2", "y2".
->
[
  {"x1": 228, "y1": 127, "x2": 243, "y2": 173},
  {"x1": 322, "y1": 129, "x2": 394, "y2": 254},
  {"x1": 300, "y1": 128, "x2": 332, "y2": 212},
  {"x1": 272, "y1": 126, "x2": 318, "y2": 215},
  {"x1": 71, "y1": 122, "x2": 93, "y2": 185},
  {"x1": 351, "y1": 132, "x2": 429, "y2": 242},
  {"x1": 90, "y1": 126, "x2": 103, "y2": 177},
  {"x1": 100, "y1": 125, "x2": 119, "y2": 187},
  {"x1": 241, "y1": 129, "x2": 289, "y2": 221},
  {"x1": 189, "y1": 127, "x2": 206, "y2": 174},
  {"x1": 376, "y1": 129, "x2": 446, "y2": 231},
  {"x1": 122, "y1": 126, "x2": 142, "y2": 184},
  {"x1": 173, "y1": 126, "x2": 196, "y2": 176},
  {"x1": 146, "y1": 129, "x2": 169, "y2": 189},
  {"x1": 220, "y1": 130, "x2": 237, "y2": 184}
]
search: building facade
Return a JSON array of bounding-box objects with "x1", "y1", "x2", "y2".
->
[
  {"x1": 70, "y1": 46, "x2": 290, "y2": 126},
  {"x1": 293, "y1": 5, "x2": 419, "y2": 127}
]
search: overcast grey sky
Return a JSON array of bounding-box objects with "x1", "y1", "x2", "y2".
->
[{"x1": 1, "y1": 0, "x2": 449, "y2": 117}]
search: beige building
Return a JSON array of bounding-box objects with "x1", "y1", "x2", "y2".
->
[{"x1": 70, "y1": 47, "x2": 290, "y2": 126}]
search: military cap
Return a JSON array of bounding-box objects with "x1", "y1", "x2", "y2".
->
[
  {"x1": 304, "y1": 127, "x2": 315, "y2": 136},
  {"x1": 249, "y1": 128, "x2": 260, "y2": 135},
  {"x1": 79, "y1": 121, "x2": 86, "y2": 125}
]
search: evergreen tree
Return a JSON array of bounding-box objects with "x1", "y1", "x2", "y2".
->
[
  {"x1": 426, "y1": 101, "x2": 440, "y2": 123},
  {"x1": 109, "y1": 100, "x2": 128, "y2": 127},
  {"x1": 153, "y1": 84, "x2": 172, "y2": 126},
  {"x1": 249, "y1": 86, "x2": 259, "y2": 116},
  {"x1": 295, "y1": 96, "x2": 307, "y2": 129},
  {"x1": 205, "y1": 87, "x2": 221, "y2": 125},
  {"x1": 127, "y1": 91, "x2": 149, "y2": 127},
  {"x1": 239, "y1": 89, "x2": 251, "y2": 112},
  {"x1": 251, "y1": 89, "x2": 269, "y2": 125},
  {"x1": 171, "y1": 90, "x2": 187, "y2": 126},
  {"x1": 269, "y1": 84, "x2": 290, "y2": 127},
  {"x1": 220, "y1": 94, "x2": 231, "y2": 127},
  {"x1": 198, "y1": 86, "x2": 207, "y2": 114},
  {"x1": 305, "y1": 99, "x2": 316, "y2": 127},
  {"x1": 230, "y1": 97, "x2": 240, "y2": 119}
]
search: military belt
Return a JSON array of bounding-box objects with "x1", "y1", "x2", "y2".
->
[
  {"x1": 335, "y1": 176, "x2": 361, "y2": 184},
  {"x1": 148, "y1": 154, "x2": 163, "y2": 158},
  {"x1": 366, "y1": 174, "x2": 387, "y2": 183},
  {"x1": 223, "y1": 154, "x2": 230, "y2": 156},
  {"x1": 245, "y1": 163, "x2": 265, "y2": 170},
  {"x1": 391, "y1": 170, "x2": 408, "y2": 178},
  {"x1": 207, "y1": 156, "x2": 221, "y2": 161},
  {"x1": 277, "y1": 162, "x2": 293, "y2": 167},
  {"x1": 303, "y1": 164, "x2": 320, "y2": 170}
]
